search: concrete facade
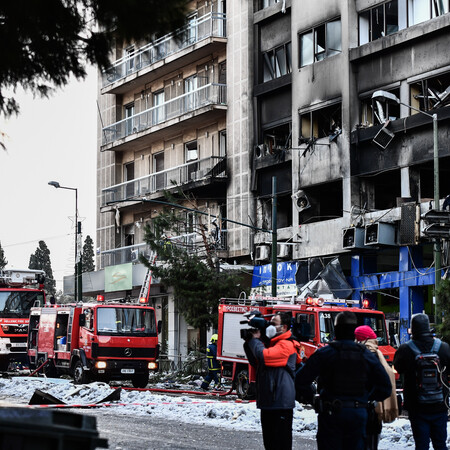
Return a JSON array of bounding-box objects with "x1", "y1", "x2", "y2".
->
[{"x1": 92, "y1": 0, "x2": 450, "y2": 362}]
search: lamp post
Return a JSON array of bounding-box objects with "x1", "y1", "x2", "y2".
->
[
  {"x1": 371, "y1": 91, "x2": 441, "y2": 322},
  {"x1": 48, "y1": 181, "x2": 82, "y2": 302}
]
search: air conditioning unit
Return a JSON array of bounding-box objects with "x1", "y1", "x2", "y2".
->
[
  {"x1": 277, "y1": 243, "x2": 291, "y2": 259},
  {"x1": 292, "y1": 190, "x2": 311, "y2": 213},
  {"x1": 342, "y1": 227, "x2": 366, "y2": 249},
  {"x1": 255, "y1": 144, "x2": 268, "y2": 158},
  {"x1": 255, "y1": 244, "x2": 270, "y2": 262},
  {"x1": 364, "y1": 222, "x2": 396, "y2": 246}
]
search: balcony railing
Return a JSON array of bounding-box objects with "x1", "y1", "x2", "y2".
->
[
  {"x1": 101, "y1": 242, "x2": 152, "y2": 268},
  {"x1": 101, "y1": 232, "x2": 228, "y2": 268},
  {"x1": 102, "y1": 12, "x2": 226, "y2": 88},
  {"x1": 102, "y1": 156, "x2": 227, "y2": 206},
  {"x1": 102, "y1": 83, "x2": 226, "y2": 146}
]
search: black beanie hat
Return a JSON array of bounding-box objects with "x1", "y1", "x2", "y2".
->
[{"x1": 411, "y1": 313, "x2": 431, "y2": 338}]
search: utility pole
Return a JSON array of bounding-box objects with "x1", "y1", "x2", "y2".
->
[{"x1": 272, "y1": 177, "x2": 277, "y2": 297}]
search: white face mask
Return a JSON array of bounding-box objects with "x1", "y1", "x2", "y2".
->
[{"x1": 266, "y1": 325, "x2": 277, "y2": 339}]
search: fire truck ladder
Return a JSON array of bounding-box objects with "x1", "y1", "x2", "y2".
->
[{"x1": 139, "y1": 252, "x2": 157, "y2": 302}]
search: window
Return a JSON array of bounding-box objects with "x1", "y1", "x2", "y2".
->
[
  {"x1": 125, "y1": 46, "x2": 135, "y2": 73},
  {"x1": 300, "y1": 103, "x2": 342, "y2": 140},
  {"x1": 124, "y1": 161, "x2": 135, "y2": 199},
  {"x1": 153, "y1": 152, "x2": 165, "y2": 190},
  {"x1": 359, "y1": 1, "x2": 399, "y2": 45},
  {"x1": 263, "y1": 42, "x2": 292, "y2": 82},
  {"x1": 299, "y1": 19, "x2": 342, "y2": 67},
  {"x1": 184, "y1": 75, "x2": 198, "y2": 111},
  {"x1": 152, "y1": 90, "x2": 165, "y2": 125},
  {"x1": 125, "y1": 103, "x2": 135, "y2": 135},
  {"x1": 219, "y1": 130, "x2": 226, "y2": 157},
  {"x1": 185, "y1": 140, "x2": 198, "y2": 162},
  {"x1": 408, "y1": 0, "x2": 449, "y2": 25},
  {"x1": 410, "y1": 71, "x2": 450, "y2": 112},
  {"x1": 262, "y1": 0, "x2": 281, "y2": 7}
]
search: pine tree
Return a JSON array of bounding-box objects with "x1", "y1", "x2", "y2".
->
[
  {"x1": 82, "y1": 235, "x2": 95, "y2": 273},
  {"x1": 142, "y1": 196, "x2": 248, "y2": 341},
  {"x1": 29, "y1": 240, "x2": 56, "y2": 295},
  {"x1": 0, "y1": 241, "x2": 7, "y2": 269}
]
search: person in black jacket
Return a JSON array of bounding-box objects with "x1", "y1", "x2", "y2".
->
[
  {"x1": 201, "y1": 334, "x2": 221, "y2": 390},
  {"x1": 393, "y1": 313, "x2": 450, "y2": 450},
  {"x1": 244, "y1": 312, "x2": 301, "y2": 450},
  {"x1": 295, "y1": 311, "x2": 392, "y2": 450}
]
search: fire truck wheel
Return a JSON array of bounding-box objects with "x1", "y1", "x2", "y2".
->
[
  {"x1": 131, "y1": 372, "x2": 149, "y2": 389},
  {"x1": 236, "y1": 369, "x2": 253, "y2": 400},
  {"x1": 36, "y1": 357, "x2": 57, "y2": 378},
  {"x1": 73, "y1": 360, "x2": 90, "y2": 385}
]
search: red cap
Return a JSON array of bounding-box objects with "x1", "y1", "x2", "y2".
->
[{"x1": 355, "y1": 325, "x2": 377, "y2": 341}]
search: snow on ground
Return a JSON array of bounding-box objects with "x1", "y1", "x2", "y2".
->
[{"x1": 0, "y1": 376, "x2": 446, "y2": 448}]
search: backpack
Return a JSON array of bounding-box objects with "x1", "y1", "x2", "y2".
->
[{"x1": 407, "y1": 338, "x2": 444, "y2": 404}]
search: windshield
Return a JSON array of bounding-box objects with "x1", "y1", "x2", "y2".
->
[
  {"x1": 319, "y1": 311, "x2": 389, "y2": 345},
  {"x1": 0, "y1": 291, "x2": 44, "y2": 318},
  {"x1": 96, "y1": 307, "x2": 157, "y2": 336}
]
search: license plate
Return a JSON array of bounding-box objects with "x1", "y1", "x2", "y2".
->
[
  {"x1": 121, "y1": 368, "x2": 135, "y2": 374},
  {"x1": 13, "y1": 343, "x2": 27, "y2": 347}
]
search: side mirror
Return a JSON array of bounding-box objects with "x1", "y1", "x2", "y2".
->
[
  {"x1": 157, "y1": 320, "x2": 162, "y2": 334},
  {"x1": 79, "y1": 313, "x2": 86, "y2": 327}
]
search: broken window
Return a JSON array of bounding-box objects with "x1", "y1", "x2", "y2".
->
[
  {"x1": 299, "y1": 19, "x2": 342, "y2": 67},
  {"x1": 263, "y1": 42, "x2": 292, "y2": 82},
  {"x1": 408, "y1": 0, "x2": 449, "y2": 25},
  {"x1": 359, "y1": 0, "x2": 399, "y2": 45},
  {"x1": 262, "y1": 0, "x2": 281, "y2": 8},
  {"x1": 360, "y1": 88, "x2": 400, "y2": 126},
  {"x1": 261, "y1": 123, "x2": 292, "y2": 153},
  {"x1": 300, "y1": 103, "x2": 342, "y2": 140},
  {"x1": 410, "y1": 71, "x2": 450, "y2": 112}
]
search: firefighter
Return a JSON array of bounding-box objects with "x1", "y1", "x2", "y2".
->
[
  {"x1": 201, "y1": 334, "x2": 221, "y2": 390},
  {"x1": 295, "y1": 311, "x2": 392, "y2": 450}
]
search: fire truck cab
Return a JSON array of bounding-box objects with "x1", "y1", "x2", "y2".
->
[
  {"x1": 0, "y1": 268, "x2": 46, "y2": 370},
  {"x1": 27, "y1": 299, "x2": 160, "y2": 387},
  {"x1": 217, "y1": 296, "x2": 396, "y2": 399}
]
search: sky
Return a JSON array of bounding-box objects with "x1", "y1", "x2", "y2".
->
[
  {"x1": 0, "y1": 376, "x2": 427, "y2": 449},
  {"x1": 0, "y1": 66, "x2": 98, "y2": 291}
]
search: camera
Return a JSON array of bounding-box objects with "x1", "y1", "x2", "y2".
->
[{"x1": 240, "y1": 310, "x2": 270, "y2": 341}]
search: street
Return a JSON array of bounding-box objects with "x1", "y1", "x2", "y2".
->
[{"x1": 89, "y1": 408, "x2": 318, "y2": 450}]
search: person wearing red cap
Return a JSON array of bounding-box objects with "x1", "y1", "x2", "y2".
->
[{"x1": 355, "y1": 325, "x2": 398, "y2": 449}]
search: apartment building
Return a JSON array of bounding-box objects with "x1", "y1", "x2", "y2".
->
[{"x1": 90, "y1": 0, "x2": 450, "y2": 361}]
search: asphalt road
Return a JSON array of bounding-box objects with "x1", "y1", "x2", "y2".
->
[{"x1": 89, "y1": 409, "x2": 318, "y2": 450}]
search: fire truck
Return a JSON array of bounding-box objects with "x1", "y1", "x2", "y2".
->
[
  {"x1": 27, "y1": 297, "x2": 160, "y2": 387},
  {"x1": 217, "y1": 296, "x2": 397, "y2": 399},
  {"x1": 0, "y1": 268, "x2": 46, "y2": 371}
]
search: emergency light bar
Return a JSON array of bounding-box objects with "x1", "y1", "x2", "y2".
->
[{"x1": 295, "y1": 297, "x2": 361, "y2": 307}]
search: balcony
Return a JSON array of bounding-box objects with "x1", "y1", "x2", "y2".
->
[
  {"x1": 101, "y1": 233, "x2": 228, "y2": 269},
  {"x1": 101, "y1": 156, "x2": 227, "y2": 207},
  {"x1": 102, "y1": 11, "x2": 226, "y2": 93},
  {"x1": 101, "y1": 84, "x2": 226, "y2": 149}
]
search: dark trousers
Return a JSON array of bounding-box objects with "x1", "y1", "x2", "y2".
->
[
  {"x1": 317, "y1": 408, "x2": 368, "y2": 450},
  {"x1": 201, "y1": 370, "x2": 220, "y2": 389},
  {"x1": 260, "y1": 409, "x2": 293, "y2": 450},
  {"x1": 408, "y1": 410, "x2": 448, "y2": 450}
]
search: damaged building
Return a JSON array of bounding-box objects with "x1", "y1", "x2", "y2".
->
[{"x1": 81, "y1": 0, "x2": 450, "y2": 363}]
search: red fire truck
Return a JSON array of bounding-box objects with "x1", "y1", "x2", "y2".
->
[
  {"x1": 0, "y1": 268, "x2": 46, "y2": 371},
  {"x1": 217, "y1": 296, "x2": 397, "y2": 398},
  {"x1": 27, "y1": 298, "x2": 160, "y2": 387}
]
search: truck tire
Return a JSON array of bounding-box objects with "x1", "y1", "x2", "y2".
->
[
  {"x1": 236, "y1": 369, "x2": 255, "y2": 400},
  {"x1": 73, "y1": 360, "x2": 90, "y2": 384},
  {"x1": 131, "y1": 371, "x2": 149, "y2": 389},
  {"x1": 36, "y1": 357, "x2": 57, "y2": 378}
]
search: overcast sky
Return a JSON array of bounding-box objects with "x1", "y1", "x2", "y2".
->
[{"x1": 0, "y1": 66, "x2": 98, "y2": 290}]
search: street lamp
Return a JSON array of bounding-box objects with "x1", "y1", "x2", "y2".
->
[
  {"x1": 371, "y1": 90, "x2": 441, "y2": 322},
  {"x1": 48, "y1": 181, "x2": 82, "y2": 302}
]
